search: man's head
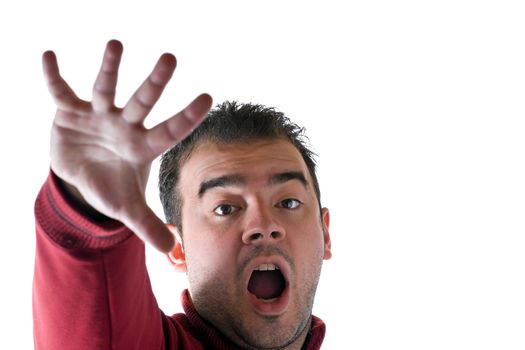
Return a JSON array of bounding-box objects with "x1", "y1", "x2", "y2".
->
[
  {"x1": 160, "y1": 101, "x2": 322, "y2": 232},
  {"x1": 159, "y1": 101, "x2": 332, "y2": 349}
]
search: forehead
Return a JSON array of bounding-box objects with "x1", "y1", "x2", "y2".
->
[{"x1": 179, "y1": 138, "x2": 309, "y2": 188}]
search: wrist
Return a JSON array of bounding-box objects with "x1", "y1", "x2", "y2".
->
[{"x1": 53, "y1": 174, "x2": 112, "y2": 223}]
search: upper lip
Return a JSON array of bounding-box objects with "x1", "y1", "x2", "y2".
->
[{"x1": 243, "y1": 255, "x2": 291, "y2": 294}]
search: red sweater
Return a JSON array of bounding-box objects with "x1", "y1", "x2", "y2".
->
[{"x1": 33, "y1": 173, "x2": 326, "y2": 349}]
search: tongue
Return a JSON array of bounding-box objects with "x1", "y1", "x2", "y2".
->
[{"x1": 248, "y1": 270, "x2": 285, "y2": 299}]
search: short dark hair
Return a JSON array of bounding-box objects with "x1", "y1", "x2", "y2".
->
[{"x1": 159, "y1": 101, "x2": 321, "y2": 233}]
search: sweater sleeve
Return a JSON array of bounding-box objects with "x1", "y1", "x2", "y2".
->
[{"x1": 33, "y1": 171, "x2": 165, "y2": 350}]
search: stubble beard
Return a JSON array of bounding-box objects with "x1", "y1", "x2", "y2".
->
[{"x1": 186, "y1": 246, "x2": 324, "y2": 349}]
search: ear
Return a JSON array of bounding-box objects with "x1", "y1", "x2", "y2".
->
[
  {"x1": 321, "y1": 208, "x2": 332, "y2": 260},
  {"x1": 166, "y1": 224, "x2": 187, "y2": 273}
]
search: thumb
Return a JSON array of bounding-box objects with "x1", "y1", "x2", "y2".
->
[{"x1": 121, "y1": 200, "x2": 175, "y2": 253}]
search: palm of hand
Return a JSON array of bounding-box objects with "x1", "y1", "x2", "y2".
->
[{"x1": 44, "y1": 40, "x2": 212, "y2": 252}]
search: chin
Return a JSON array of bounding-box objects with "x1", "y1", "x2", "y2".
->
[{"x1": 230, "y1": 306, "x2": 312, "y2": 350}]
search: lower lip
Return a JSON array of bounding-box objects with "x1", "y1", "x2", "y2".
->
[{"x1": 247, "y1": 284, "x2": 290, "y2": 316}]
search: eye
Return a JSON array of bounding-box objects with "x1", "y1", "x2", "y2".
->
[
  {"x1": 279, "y1": 198, "x2": 302, "y2": 209},
  {"x1": 213, "y1": 204, "x2": 239, "y2": 216}
]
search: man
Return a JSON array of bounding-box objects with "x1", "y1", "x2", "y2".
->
[{"x1": 33, "y1": 40, "x2": 332, "y2": 350}]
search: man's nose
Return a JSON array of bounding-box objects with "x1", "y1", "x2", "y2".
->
[{"x1": 241, "y1": 203, "x2": 285, "y2": 244}]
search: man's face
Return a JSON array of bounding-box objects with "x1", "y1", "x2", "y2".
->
[{"x1": 176, "y1": 138, "x2": 331, "y2": 349}]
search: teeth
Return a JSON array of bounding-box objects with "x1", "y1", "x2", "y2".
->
[{"x1": 254, "y1": 263, "x2": 279, "y2": 271}]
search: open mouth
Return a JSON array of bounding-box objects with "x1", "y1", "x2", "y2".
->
[
  {"x1": 248, "y1": 264, "x2": 286, "y2": 300},
  {"x1": 245, "y1": 260, "x2": 290, "y2": 316}
]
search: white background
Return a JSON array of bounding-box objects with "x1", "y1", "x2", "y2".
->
[{"x1": 1, "y1": 0, "x2": 524, "y2": 349}]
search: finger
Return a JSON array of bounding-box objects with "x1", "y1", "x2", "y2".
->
[
  {"x1": 121, "y1": 199, "x2": 175, "y2": 253},
  {"x1": 146, "y1": 93, "x2": 212, "y2": 157},
  {"x1": 42, "y1": 51, "x2": 89, "y2": 112},
  {"x1": 92, "y1": 40, "x2": 124, "y2": 111},
  {"x1": 122, "y1": 53, "x2": 177, "y2": 124}
]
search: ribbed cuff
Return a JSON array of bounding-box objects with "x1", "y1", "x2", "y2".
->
[{"x1": 34, "y1": 170, "x2": 134, "y2": 250}]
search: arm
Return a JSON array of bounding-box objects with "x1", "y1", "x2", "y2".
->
[
  {"x1": 34, "y1": 172, "x2": 160, "y2": 350},
  {"x1": 33, "y1": 40, "x2": 212, "y2": 349}
]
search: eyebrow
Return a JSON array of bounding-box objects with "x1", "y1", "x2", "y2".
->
[
  {"x1": 198, "y1": 175, "x2": 245, "y2": 197},
  {"x1": 198, "y1": 171, "x2": 308, "y2": 198},
  {"x1": 268, "y1": 171, "x2": 308, "y2": 187}
]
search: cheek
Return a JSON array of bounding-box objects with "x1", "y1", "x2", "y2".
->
[
  {"x1": 185, "y1": 241, "x2": 238, "y2": 294},
  {"x1": 183, "y1": 225, "x2": 240, "y2": 275},
  {"x1": 284, "y1": 206, "x2": 323, "y2": 236},
  {"x1": 286, "y1": 213, "x2": 325, "y2": 256}
]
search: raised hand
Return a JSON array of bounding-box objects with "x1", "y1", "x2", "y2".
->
[{"x1": 43, "y1": 40, "x2": 212, "y2": 252}]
